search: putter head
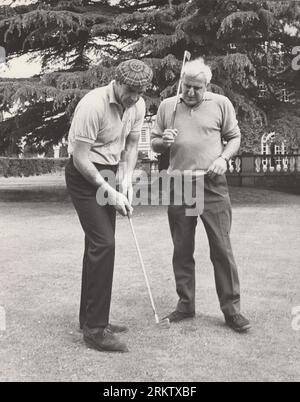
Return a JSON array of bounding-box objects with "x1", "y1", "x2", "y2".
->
[
  {"x1": 158, "y1": 318, "x2": 171, "y2": 329},
  {"x1": 154, "y1": 313, "x2": 170, "y2": 329}
]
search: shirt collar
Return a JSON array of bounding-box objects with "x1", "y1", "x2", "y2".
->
[
  {"x1": 107, "y1": 80, "x2": 120, "y2": 105},
  {"x1": 107, "y1": 80, "x2": 141, "y2": 113}
]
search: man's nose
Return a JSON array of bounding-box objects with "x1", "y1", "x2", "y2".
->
[{"x1": 188, "y1": 88, "x2": 195, "y2": 96}]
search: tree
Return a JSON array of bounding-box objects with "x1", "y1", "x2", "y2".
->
[{"x1": 0, "y1": 0, "x2": 299, "y2": 155}]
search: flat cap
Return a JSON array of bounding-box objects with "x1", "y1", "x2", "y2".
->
[{"x1": 115, "y1": 59, "x2": 153, "y2": 88}]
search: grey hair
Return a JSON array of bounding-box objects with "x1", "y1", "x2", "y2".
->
[{"x1": 182, "y1": 58, "x2": 212, "y2": 84}]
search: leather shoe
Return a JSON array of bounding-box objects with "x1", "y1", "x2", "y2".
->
[
  {"x1": 83, "y1": 326, "x2": 128, "y2": 353},
  {"x1": 225, "y1": 313, "x2": 251, "y2": 333},
  {"x1": 163, "y1": 310, "x2": 195, "y2": 323}
]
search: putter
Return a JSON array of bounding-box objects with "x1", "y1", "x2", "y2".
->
[
  {"x1": 170, "y1": 50, "x2": 192, "y2": 129},
  {"x1": 128, "y1": 216, "x2": 170, "y2": 329}
]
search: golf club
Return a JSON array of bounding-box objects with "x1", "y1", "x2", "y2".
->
[
  {"x1": 170, "y1": 50, "x2": 192, "y2": 129},
  {"x1": 128, "y1": 216, "x2": 170, "y2": 329}
]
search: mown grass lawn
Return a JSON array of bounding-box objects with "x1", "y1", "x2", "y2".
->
[{"x1": 0, "y1": 187, "x2": 299, "y2": 382}]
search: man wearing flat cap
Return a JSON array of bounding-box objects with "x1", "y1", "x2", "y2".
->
[{"x1": 65, "y1": 59, "x2": 153, "y2": 353}]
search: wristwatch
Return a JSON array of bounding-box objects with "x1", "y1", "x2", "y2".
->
[{"x1": 219, "y1": 154, "x2": 229, "y2": 162}]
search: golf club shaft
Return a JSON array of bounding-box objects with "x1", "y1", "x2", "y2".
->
[
  {"x1": 170, "y1": 50, "x2": 191, "y2": 129},
  {"x1": 128, "y1": 216, "x2": 160, "y2": 324}
]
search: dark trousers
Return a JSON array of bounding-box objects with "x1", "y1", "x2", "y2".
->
[
  {"x1": 167, "y1": 174, "x2": 240, "y2": 317},
  {"x1": 65, "y1": 158, "x2": 118, "y2": 329}
]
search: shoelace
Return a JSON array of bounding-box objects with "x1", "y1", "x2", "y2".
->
[
  {"x1": 102, "y1": 328, "x2": 110, "y2": 337},
  {"x1": 172, "y1": 311, "x2": 186, "y2": 320},
  {"x1": 104, "y1": 325, "x2": 116, "y2": 335},
  {"x1": 232, "y1": 314, "x2": 245, "y2": 322}
]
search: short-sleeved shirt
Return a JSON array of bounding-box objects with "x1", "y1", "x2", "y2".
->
[
  {"x1": 151, "y1": 91, "x2": 241, "y2": 173},
  {"x1": 68, "y1": 81, "x2": 146, "y2": 165}
]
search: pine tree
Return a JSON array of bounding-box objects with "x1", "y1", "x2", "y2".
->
[{"x1": 0, "y1": 0, "x2": 299, "y2": 155}]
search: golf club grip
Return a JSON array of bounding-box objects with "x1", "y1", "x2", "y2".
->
[
  {"x1": 170, "y1": 110, "x2": 176, "y2": 129},
  {"x1": 170, "y1": 78, "x2": 182, "y2": 129},
  {"x1": 171, "y1": 50, "x2": 191, "y2": 129},
  {"x1": 128, "y1": 217, "x2": 158, "y2": 319}
]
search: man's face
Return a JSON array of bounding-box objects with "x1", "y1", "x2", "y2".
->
[
  {"x1": 181, "y1": 74, "x2": 207, "y2": 107},
  {"x1": 115, "y1": 82, "x2": 146, "y2": 108}
]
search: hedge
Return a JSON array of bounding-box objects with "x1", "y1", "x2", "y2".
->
[
  {"x1": 0, "y1": 157, "x2": 154, "y2": 177},
  {"x1": 0, "y1": 157, "x2": 69, "y2": 177}
]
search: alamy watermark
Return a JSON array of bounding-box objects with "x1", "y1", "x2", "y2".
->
[
  {"x1": 291, "y1": 306, "x2": 300, "y2": 331},
  {"x1": 0, "y1": 305, "x2": 6, "y2": 332},
  {"x1": 292, "y1": 46, "x2": 300, "y2": 71},
  {"x1": 96, "y1": 166, "x2": 205, "y2": 217}
]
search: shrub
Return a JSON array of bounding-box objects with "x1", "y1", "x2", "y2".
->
[{"x1": 0, "y1": 158, "x2": 68, "y2": 177}]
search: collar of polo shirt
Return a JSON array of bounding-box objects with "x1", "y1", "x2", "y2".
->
[{"x1": 108, "y1": 81, "x2": 120, "y2": 105}]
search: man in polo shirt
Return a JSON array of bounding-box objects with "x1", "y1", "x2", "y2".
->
[
  {"x1": 65, "y1": 59, "x2": 153, "y2": 352},
  {"x1": 151, "y1": 58, "x2": 251, "y2": 333}
]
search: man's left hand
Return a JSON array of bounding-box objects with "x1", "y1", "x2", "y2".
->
[
  {"x1": 127, "y1": 183, "x2": 133, "y2": 206},
  {"x1": 119, "y1": 177, "x2": 133, "y2": 206},
  {"x1": 207, "y1": 157, "x2": 227, "y2": 177}
]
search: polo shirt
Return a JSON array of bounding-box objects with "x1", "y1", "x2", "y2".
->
[
  {"x1": 151, "y1": 91, "x2": 241, "y2": 173},
  {"x1": 68, "y1": 81, "x2": 145, "y2": 165}
]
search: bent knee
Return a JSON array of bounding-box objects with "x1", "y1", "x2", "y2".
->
[
  {"x1": 89, "y1": 235, "x2": 115, "y2": 251},
  {"x1": 101, "y1": 237, "x2": 115, "y2": 250}
]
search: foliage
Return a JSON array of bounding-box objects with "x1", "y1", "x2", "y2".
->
[
  {"x1": 0, "y1": 0, "x2": 299, "y2": 155},
  {"x1": 0, "y1": 155, "x2": 67, "y2": 177}
]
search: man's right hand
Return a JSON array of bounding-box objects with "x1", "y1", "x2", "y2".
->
[
  {"x1": 104, "y1": 184, "x2": 133, "y2": 216},
  {"x1": 162, "y1": 129, "x2": 178, "y2": 147},
  {"x1": 114, "y1": 190, "x2": 133, "y2": 216}
]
